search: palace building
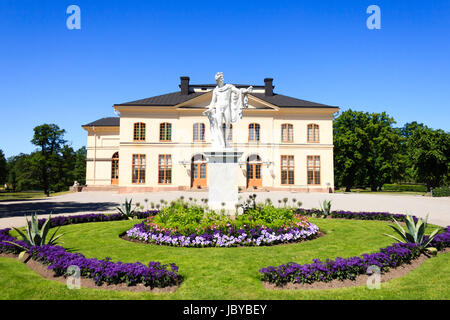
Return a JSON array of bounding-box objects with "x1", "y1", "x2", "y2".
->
[{"x1": 82, "y1": 77, "x2": 339, "y2": 193}]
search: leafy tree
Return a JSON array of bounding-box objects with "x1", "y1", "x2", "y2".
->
[
  {"x1": 7, "y1": 153, "x2": 41, "y2": 191},
  {"x1": 333, "y1": 110, "x2": 369, "y2": 191},
  {"x1": 406, "y1": 126, "x2": 450, "y2": 191},
  {"x1": 0, "y1": 149, "x2": 7, "y2": 186},
  {"x1": 74, "y1": 146, "x2": 87, "y2": 185},
  {"x1": 334, "y1": 110, "x2": 404, "y2": 191},
  {"x1": 30, "y1": 124, "x2": 67, "y2": 196},
  {"x1": 363, "y1": 112, "x2": 405, "y2": 191},
  {"x1": 5, "y1": 124, "x2": 86, "y2": 194}
]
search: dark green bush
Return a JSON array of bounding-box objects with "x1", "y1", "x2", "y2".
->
[
  {"x1": 432, "y1": 186, "x2": 450, "y2": 197},
  {"x1": 382, "y1": 184, "x2": 427, "y2": 192}
]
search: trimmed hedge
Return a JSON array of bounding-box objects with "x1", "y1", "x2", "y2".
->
[
  {"x1": 432, "y1": 186, "x2": 450, "y2": 197},
  {"x1": 382, "y1": 184, "x2": 427, "y2": 193}
]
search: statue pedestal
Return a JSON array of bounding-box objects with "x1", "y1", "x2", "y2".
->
[{"x1": 204, "y1": 150, "x2": 243, "y2": 215}]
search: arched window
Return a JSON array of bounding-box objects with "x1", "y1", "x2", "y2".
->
[
  {"x1": 222, "y1": 123, "x2": 233, "y2": 141},
  {"x1": 160, "y1": 122, "x2": 172, "y2": 141},
  {"x1": 307, "y1": 124, "x2": 319, "y2": 143},
  {"x1": 281, "y1": 124, "x2": 293, "y2": 142},
  {"x1": 193, "y1": 123, "x2": 205, "y2": 142},
  {"x1": 133, "y1": 122, "x2": 146, "y2": 141},
  {"x1": 248, "y1": 123, "x2": 260, "y2": 142}
]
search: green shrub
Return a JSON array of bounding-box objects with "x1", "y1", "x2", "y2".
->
[
  {"x1": 384, "y1": 214, "x2": 441, "y2": 251},
  {"x1": 432, "y1": 186, "x2": 450, "y2": 197},
  {"x1": 319, "y1": 200, "x2": 332, "y2": 217},
  {"x1": 116, "y1": 198, "x2": 137, "y2": 219},
  {"x1": 146, "y1": 198, "x2": 304, "y2": 234},
  {"x1": 382, "y1": 184, "x2": 427, "y2": 192},
  {"x1": 5, "y1": 213, "x2": 64, "y2": 259}
]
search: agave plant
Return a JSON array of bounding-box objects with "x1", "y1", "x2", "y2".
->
[
  {"x1": 319, "y1": 200, "x2": 332, "y2": 217},
  {"x1": 384, "y1": 214, "x2": 441, "y2": 251},
  {"x1": 116, "y1": 198, "x2": 137, "y2": 220},
  {"x1": 5, "y1": 212, "x2": 64, "y2": 259}
]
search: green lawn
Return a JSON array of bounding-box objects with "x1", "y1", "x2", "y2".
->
[
  {"x1": 0, "y1": 190, "x2": 72, "y2": 202},
  {"x1": 1, "y1": 218, "x2": 449, "y2": 300}
]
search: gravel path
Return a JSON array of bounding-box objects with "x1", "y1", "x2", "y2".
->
[{"x1": 0, "y1": 191, "x2": 449, "y2": 228}]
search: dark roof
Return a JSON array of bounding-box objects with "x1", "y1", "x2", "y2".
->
[
  {"x1": 114, "y1": 85, "x2": 338, "y2": 109},
  {"x1": 116, "y1": 91, "x2": 206, "y2": 106},
  {"x1": 82, "y1": 117, "x2": 120, "y2": 127},
  {"x1": 188, "y1": 84, "x2": 266, "y2": 89},
  {"x1": 251, "y1": 93, "x2": 338, "y2": 108}
]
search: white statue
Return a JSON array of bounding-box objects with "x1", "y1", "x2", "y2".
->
[{"x1": 203, "y1": 72, "x2": 253, "y2": 149}]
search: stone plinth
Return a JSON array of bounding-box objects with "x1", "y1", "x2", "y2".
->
[{"x1": 204, "y1": 150, "x2": 243, "y2": 214}]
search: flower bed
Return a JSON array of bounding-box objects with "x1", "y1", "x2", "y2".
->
[
  {"x1": 125, "y1": 221, "x2": 320, "y2": 247},
  {"x1": 124, "y1": 198, "x2": 321, "y2": 247},
  {"x1": 0, "y1": 211, "x2": 182, "y2": 289},
  {"x1": 37, "y1": 211, "x2": 158, "y2": 228},
  {"x1": 28, "y1": 245, "x2": 180, "y2": 288},
  {"x1": 298, "y1": 208, "x2": 419, "y2": 222},
  {"x1": 259, "y1": 226, "x2": 450, "y2": 286}
]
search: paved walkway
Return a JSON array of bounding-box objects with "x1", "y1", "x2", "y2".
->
[{"x1": 0, "y1": 191, "x2": 449, "y2": 228}]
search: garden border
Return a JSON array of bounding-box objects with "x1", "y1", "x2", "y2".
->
[
  {"x1": 1, "y1": 208, "x2": 449, "y2": 293},
  {"x1": 259, "y1": 209, "x2": 450, "y2": 290},
  {"x1": 122, "y1": 221, "x2": 321, "y2": 248},
  {"x1": 0, "y1": 211, "x2": 183, "y2": 292},
  {"x1": 262, "y1": 248, "x2": 450, "y2": 291}
]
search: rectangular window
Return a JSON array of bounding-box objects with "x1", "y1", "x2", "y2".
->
[
  {"x1": 307, "y1": 155, "x2": 320, "y2": 185},
  {"x1": 132, "y1": 154, "x2": 146, "y2": 184},
  {"x1": 281, "y1": 155, "x2": 295, "y2": 185},
  {"x1": 193, "y1": 123, "x2": 205, "y2": 142},
  {"x1": 307, "y1": 124, "x2": 319, "y2": 143},
  {"x1": 133, "y1": 123, "x2": 145, "y2": 141},
  {"x1": 249, "y1": 123, "x2": 260, "y2": 142},
  {"x1": 158, "y1": 154, "x2": 172, "y2": 184},
  {"x1": 160, "y1": 123, "x2": 172, "y2": 141},
  {"x1": 281, "y1": 124, "x2": 293, "y2": 142},
  {"x1": 200, "y1": 163, "x2": 206, "y2": 179}
]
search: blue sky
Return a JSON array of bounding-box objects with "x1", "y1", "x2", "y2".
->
[{"x1": 0, "y1": 0, "x2": 449, "y2": 158}]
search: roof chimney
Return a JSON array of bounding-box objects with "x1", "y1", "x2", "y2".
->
[
  {"x1": 180, "y1": 76, "x2": 190, "y2": 95},
  {"x1": 264, "y1": 78, "x2": 274, "y2": 96}
]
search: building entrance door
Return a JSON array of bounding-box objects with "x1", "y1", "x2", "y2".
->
[
  {"x1": 247, "y1": 155, "x2": 262, "y2": 188},
  {"x1": 111, "y1": 152, "x2": 119, "y2": 185},
  {"x1": 191, "y1": 154, "x2": 207, "y2": 188}
]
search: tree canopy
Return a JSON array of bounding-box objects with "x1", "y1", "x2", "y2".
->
[
  {"x1": 0, "y1": 150, "x2": 7, "y2": 185},
  {"x1": 334, "y1": 110, "x2": 449, "y2": 191},
  {"x1": 5, "y1": 124, "x2": 86, "y2": 195}
]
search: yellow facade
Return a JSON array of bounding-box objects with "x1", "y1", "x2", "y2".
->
[{"x1": 83, "y1": 82, "x2": 338, "y2": 193}]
